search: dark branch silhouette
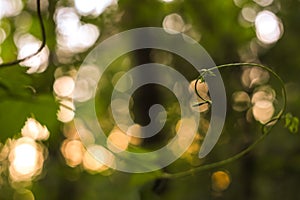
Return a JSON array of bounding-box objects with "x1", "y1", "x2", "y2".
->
[{"x1": 0, "y1": 0, "x2": 46, "y2": 68}]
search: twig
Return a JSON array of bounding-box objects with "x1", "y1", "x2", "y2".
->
[{"x1": 0, "y1": 0, "x2": 46, "y2": 68}]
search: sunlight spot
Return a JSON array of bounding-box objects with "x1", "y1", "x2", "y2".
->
[
  {"x1": 82, "y1": 150, "x2": 109, "y2": 173},
  {"x1": 241, "y1": 67, "x2": 270, "y2": 88},
  {"x1": 251, "y1": 86, "x2": 276, "y2": 124},
  {"x1": 252, "y1": 100, "x2": 274, "y2": 124},
  {"x1": 16, "y1": 34, "x2": 49, "y2": 74},
  {"x1": 211, "y1": 171, "x2": 231, "y2": 192},
  {"x1": 77, "y1": 65, "x2": 100, "y2": 85},
  {"x1": 161, "y1": 0, "x2": 174, "y2": 2},
  {"x1": 241, "y1": 6, "x2": 257, "y2": 22},
  {"x1": 232, "y1": 91, "x2": 251, "y2": 112},
  {"x1": 88, "y1": 145, "x2": 115, "y2": 169},
  {"x1": 163, "y1": 13, "x2": 185, "y2": 34},
  {"x1": 251, "y1": 86, "x2": 276, "y2": 104},
  {"x1": 74, "y1": 0, "x2": 116, "y2": 17},
  {"x1": 63, "y1": 122, "x2": 80, "y2": 140},
  {"x1": 107, "y1": 127, "x2": 130, "y2": 153},
  {"x1": 233, "y1": 0, "x2": 246, "y2": 7},
  {"x1": 11, "y1": 141, "x2": 36, "y2": 175},
  {"x1": 0, "y1": 0, "x2": 23, "y2": 19},
  {"x1": 127, "y1": 124, "x2": 143, "y2": 146},
  {"x1": 73, "y1": 78, "x2": 94, "y2": 102},
  {"x1": 55, "y1": 7, "x2": 80, "y2": 36},
  {"x1": 55, "y1": 7, "x2": 100, "y2": 58},
  {"x1": 75, "y1": 0, "x2": 96, "y2": 15},
  {"x1": 249, "y1": 66, "x2": 270, "y2": 87},
  {"x1": 255, "y1": 10, "x2": 283, "y2": 44},
  {"x1": 74, "y1": 120, "x2": 95, "y2": 145},
  {"x1": 61, "y1": 139, "x2": 84, "y2": 167},
  {"x1": 57, "y1": 100, "x2": 75, "y2": 123},
  {"x1": 79, "y1": 128, "x2": 95, "y2": 145},
  {"x1": 75, "y1": 24, "x2": 100, "y2": 48},
  {"x1": 74, "y1": 65, "x2": 100, "y2": 102},
  {"x1": 175, "y1": 118, "x2": 197, "y2": 149},
  {"x1": 186, "y1": 142, "x2": 201, "y2": 155},
  {"x1": 53, "y1": 76, "x2": 75, "y2": 97},
  {"x1": 254, "y1": 99, "x2": 273, "y2": 108},
  {"x1": 21, "y1": 118, "x2": 50, "y2": 141},
  {"x1": 253, "y1": 0, "x2": 274, "y2": 7},
  {"x1": 9, "y1": 137, "x2": 44, "y2": 182}
]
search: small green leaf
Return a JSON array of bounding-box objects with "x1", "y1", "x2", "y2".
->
[
  {"x1": 284, "y1": 113, "x2": 293, "y2": 127},
  {"x1": 289, "y1": 117, "x2": 299, "y2": 133},
  {"x1": 284, "y1": 113, "x2": 299, "y2": 134},
  {"x1": 200, "y1": 69, "x2": 216, "y2": 79}
]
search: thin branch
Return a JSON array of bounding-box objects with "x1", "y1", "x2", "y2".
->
[{"x1": 0, "y1": 0, "x2": 46, "y2": 68}]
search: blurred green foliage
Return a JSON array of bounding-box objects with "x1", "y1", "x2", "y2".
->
[{"x1": 0, "y1": 0, "x2": 300, "y2": 199}]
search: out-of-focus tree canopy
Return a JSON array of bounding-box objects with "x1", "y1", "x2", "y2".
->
[{"x1": 0, "y1": 0, "x2": 300, "y2": 199}]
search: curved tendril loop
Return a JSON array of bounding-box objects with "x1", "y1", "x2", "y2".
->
[
  {"x1": 162, "y1": 62, "x2": 287, "y2": 179},
  {"x1": 0, "y1": 0, "x2": 46, "y2": 68},
  {"x1": 194, "y1": 76, "x2": 212, "y2": 106},
  {"x1": 193, "y1": 69, "x2": 216, "y2": 106}
]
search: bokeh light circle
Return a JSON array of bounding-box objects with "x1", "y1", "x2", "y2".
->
[{"x1": 74, "y1": 27, "x2": 226, "y2": 173}]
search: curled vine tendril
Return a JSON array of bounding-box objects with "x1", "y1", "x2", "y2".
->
[
  {"x1": 0, "y1": 0, "x2": 46, "y2": 68},
  {"x1": 160, "y1": 62, "x2": 291, "y2": 179},
  {"x1": 193, "y1": 69, "x2": 214, "y2": 107}
]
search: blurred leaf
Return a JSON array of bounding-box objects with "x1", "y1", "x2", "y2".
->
[
  {"x1": 0, "y1": 67, "x2": 32, "y2": 98},
  {"x1": 129, "y1": 171, "x2": 162, "y2": 187},
  {"x1": 0, "y1": 94, "x2": 59, "y2": 140},
  {"x1": 284, "y1": 113, "x2": 299, "y2": 134}
]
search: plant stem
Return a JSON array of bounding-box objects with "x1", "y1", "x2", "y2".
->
[
  {"x1": 161, "y1": 62, "x2": 287, "y2": 179},
  {"x1": 0, "y1": 0, "x2": 46, "y2": 68}
]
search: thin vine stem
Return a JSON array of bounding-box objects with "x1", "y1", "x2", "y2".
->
[
  {"x1": 161, "y1": 132, "x2": 268, "y2": 179},
  {"x1": 194, "y1": 77, "x2": 211, "y2": 104},
  {"x1": 0, "y1": 0, "x2": 46, "y2": 68},
  {"x1": 160, "y1": 62, "x2": 287, "y2": 179}
]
